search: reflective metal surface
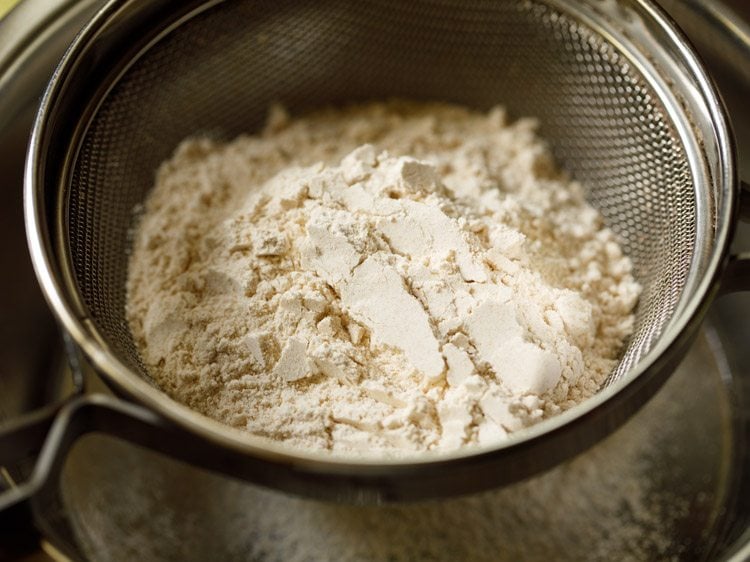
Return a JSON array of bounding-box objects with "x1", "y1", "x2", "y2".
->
[
  {"x1": 59, "y1": 325, "x2": 745, "y2": 561},
  {"x1": 0, "y1": 0, "x2": 103, "y2": 445},
  {"x1": 0, "y1": 2, "x2": 104, "y2": 559},
  {"x1": 0, "y1": 0, "x2": 747, "y2": 558}
]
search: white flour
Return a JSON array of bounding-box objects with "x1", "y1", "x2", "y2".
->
[{"x1": 126, "y1": 101, "x2": 640, "y2": 455}]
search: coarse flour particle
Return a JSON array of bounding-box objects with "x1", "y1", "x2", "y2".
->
[{"x1": 126, "y1": 101, "x2": 640, "y2": 456}]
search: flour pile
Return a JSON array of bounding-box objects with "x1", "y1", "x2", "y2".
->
[{"x1": 126, "y1": 101, "x2": 640, "y2": 455}]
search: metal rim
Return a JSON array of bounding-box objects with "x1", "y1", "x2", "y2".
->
[{"x1": 24, "y1": 0, "x2": 737, "y2": 473}]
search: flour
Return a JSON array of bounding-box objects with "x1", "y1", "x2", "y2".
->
[{"x1": 126, "y1": 101, "x2": 640, "y2": 455}]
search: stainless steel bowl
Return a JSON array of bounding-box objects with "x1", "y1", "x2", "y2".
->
[{"x1": 0, "y1": 0, "x2": 748, "y2": 556}]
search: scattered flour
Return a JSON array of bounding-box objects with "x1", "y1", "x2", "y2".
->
[{"x1": 126, "y1": 101, "x2": 640, "y2": 455}]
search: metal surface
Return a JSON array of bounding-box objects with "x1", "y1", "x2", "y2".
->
[
  {"x1": 0, "y1": 0, "x2": 102, "y2": 132},
  {"x1": 0, "y1": 0, "x2": 102, "y2": 427},
  {"x1": 659, "y1": 0, "x2": 750, "y2": 88},
  {"x1": 58, "y1": 325, "x2": 746, "y2": 561},
  {"x1": 0, "y1": 0, "x2": 103, "y2": 479},
  {"x1": 0, "y1": 2, "x2": 106, "y2": 559},
  {"x1": 22, "y1": 0, "x2": 738, "y2": 500},
  {"x1": 0, "y1": 0, "x2": 746, "y2": 559},
  {"x1": 0, "y1": 0, "x2": 105, "y2": 447}
]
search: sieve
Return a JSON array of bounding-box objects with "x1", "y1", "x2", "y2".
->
[{"x1": 2, "y1": 0, "x2": 750, "y2": 534}]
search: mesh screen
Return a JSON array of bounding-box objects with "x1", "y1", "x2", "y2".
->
[{"x1": 67, "y1": 0, "x2": 696, "y2": 387}]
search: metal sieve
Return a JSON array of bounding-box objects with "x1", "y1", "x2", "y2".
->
[{"x1": 3, "y1": 0, "x2": 750, "y2": 526}]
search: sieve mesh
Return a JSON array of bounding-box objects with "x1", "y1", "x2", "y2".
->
[{"x1": 66, "y1": 0, "x2": 696, "y2": 390}]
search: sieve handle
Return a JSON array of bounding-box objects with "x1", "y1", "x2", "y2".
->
[
  {"x1": 0, "y1": 331, "x2": 87, "y2": 559},
  {"x1": 0, "y1": 394, "x2": 186, "y2": 560},
  {"x1": 0, "y1": 391, "x2": 290, "y2": 560},
  {"x1": 0, "y1": 403, "x2": 64, "y2": 559},
  {"x1": 721, "y1": 179, "x2": 750, "y2": 294}
]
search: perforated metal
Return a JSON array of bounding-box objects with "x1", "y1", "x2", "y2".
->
[{"x1": 66, "y1": 0, "x2": 698, "y2": 388}]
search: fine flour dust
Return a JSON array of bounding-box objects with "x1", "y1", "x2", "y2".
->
[{"x1": 126, "y1": 101, "x2": 640, "y2": 455}]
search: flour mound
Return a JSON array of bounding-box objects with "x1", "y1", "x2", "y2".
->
[{"x1": 126, "y1": 102, "x2": 640, "y2": 456}]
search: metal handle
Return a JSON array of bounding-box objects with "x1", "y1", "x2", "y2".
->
[
  {"x1": 0, "y1": 394, "x2": 193, "y2": 561},
  {"x1": 0, "y1": 403, "x2": 119, "y2": 560},
  {"x1": 0, "y1": 403, "x2": 63, "y2": 559},
  {"x1": 0, "y1": 388, "x2": 351, "y2": 560},
  {"x1": 0, "y1": 389, "x2": 366, "y2": 559},
  {"x1": 0, "y1": 331, "x2": 86, "y2": 559},
  {"x1": 0, "y1": 330, "x2": 188, "y2": 561},
  {"x1": 0, "y1": 396, "x2": 122, "y2": 560}
]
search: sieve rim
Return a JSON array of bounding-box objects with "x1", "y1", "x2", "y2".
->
[{"x1": 24, "y1": 0, "x2": 737, "y2": 471}]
